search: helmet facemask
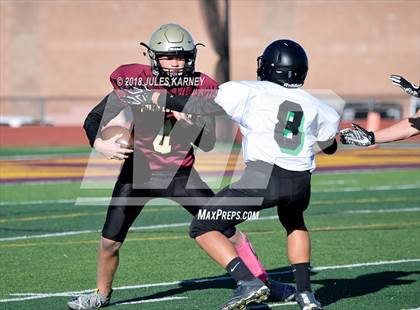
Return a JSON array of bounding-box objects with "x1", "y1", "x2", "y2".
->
[{"x1": 153, "y1": 50, "x2": 196, "y2": 78}]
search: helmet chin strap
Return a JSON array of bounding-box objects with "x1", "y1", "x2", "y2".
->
[
  {"x1": 139, "y1": 42, "x2": 151, "y2": 50},
  {"x1": 139, "y1": 42, "x2": 152, "y2": 57}
]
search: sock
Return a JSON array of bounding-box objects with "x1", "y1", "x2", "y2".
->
[
  {"x1": 235, "y1": 233, "x2": 268, "y2": 282},
  {"x1": 291, "y1": 262, "x2": 311, "y2": 293},
  {"x1": 95, "y1": 288, "x2": 112, "y2": 303},
  {"x1": 226, "y1": 257, "x2": 255, "y2": 282}
]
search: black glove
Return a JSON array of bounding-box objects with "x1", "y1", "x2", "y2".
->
[
  {"x1": 340, "y1": 123, "x2": 375, "y2": 146},
  {"x1": 389, "y1": 75, "x2": 419, "y2": 98},
  {"x1": 408, "y1": 117, "x2": 420, "y2": 131},
  {"x1": 120, "y1": 84, "x2": 153, "y2": 106}
]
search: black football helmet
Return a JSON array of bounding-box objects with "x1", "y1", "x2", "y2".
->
[{"x1": 257, "y1": 39, "x2": 308, "y2": 88}]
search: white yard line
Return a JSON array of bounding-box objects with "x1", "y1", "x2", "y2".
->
[
  {"x1": 1, "y1": 183, "x2": 418, "y2": 207},
  {"x1": 1, "y1": 204, "x2": 420, "y2": 242},
  {"x1": 344, "y1": 208, "x2": 420, "y2": 214},
  {"x1": 0, "y1": 199, "x2": 75, "y2": 206},
  {"x1": 115, "y1": 296, "x2": 188, "y2": 306},
  {"x1": 249, "y1": 301, "x2": 297, "y2": 308},
  {"x1": 2, "y1": 258, "x2": 419, "y2": 303},
  {"x1": 0, "y1": 230, "x2": 100, "y2": 242},
  {"x1": 0, "y1": 222, "x2": 195, "y2": 241},
  {"x1": 316, "y1": 179, "x2": 358, "y2": 185},
  {"x1": 313, "y1": 184, "x2": 420, "y2": 193}
]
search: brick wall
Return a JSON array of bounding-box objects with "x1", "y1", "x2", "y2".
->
[{"x1": 1, "y1": 0, "x2": 419, "y2": 125}]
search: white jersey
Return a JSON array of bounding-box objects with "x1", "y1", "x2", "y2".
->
[{"x1": 214, "y1": 80, "x2": 340, "y2": 172}]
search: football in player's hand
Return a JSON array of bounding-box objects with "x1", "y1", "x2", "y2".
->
[{"x1": 101, "y1": 126, "x2": 134, "y2": 149}]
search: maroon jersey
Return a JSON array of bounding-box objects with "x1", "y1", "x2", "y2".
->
[{"x1": 110, "y1": 64, "x2": 218, "y2": 171}]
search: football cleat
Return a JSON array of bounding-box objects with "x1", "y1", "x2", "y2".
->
[
  {"x1": 265, "y1": 279, "x2": 296, "y2": 302},
  {"x1": 219, "y1": 278, "x2": 270, "y2": 310},
  {"x1": 296, "y1": 291, "x2": 322, "y2": 310},
  {"x1": 67, "y1": 289, "x2": 112, "y2": 310}
]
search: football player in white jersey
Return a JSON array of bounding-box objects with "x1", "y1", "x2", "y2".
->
[{"x1": 124, "y1": 39, "x2": 340, "y2": 310}]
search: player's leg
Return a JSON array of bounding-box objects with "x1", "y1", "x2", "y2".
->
[
  {"x1": 172, "y1": 168, "x2": 268, "y2": 281},
  {"x1": 190, "y1": 188, "x2": 270, "y2": 310},
  {"x1": 96, "y1": 237, "x2": 120, "y2": 298},
  {"x1": 229, "y1": 231, "x2": 267, "y2": 280},
  {"x1": 189, "y1": 163, "x2": 283, "y2": 309},
  {"x1": 190, "y1": 163, "x2": 302, "y2": 309},
  {"x1": 277, "y1": 172, "x2": 322, "y2": 310},
  {"x1": 68, "y1": 181, "x2": 149, "y2": 309}
]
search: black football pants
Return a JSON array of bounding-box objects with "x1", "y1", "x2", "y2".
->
[
  {"x1": 189, "y1": 161, "x2": 311, "y2": 238},
  {"x1": 102, "y1": 157, "x2": 236, "y2": 242}
]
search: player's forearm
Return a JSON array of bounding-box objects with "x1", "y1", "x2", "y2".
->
[
  {"x1": 84, "y1": 122, "x2": 101, "y2": 147},
  {"x1": 155, "y1": 93, "x2": 226, "y2": 115},
  {"x1": 374, "y1": 118, "x2": 419, "y2": 143},
  {"x1": 83, "y1": 92, "x2": 125, "y2": 147},
  {"x1": 84, "y1": 99, "x2": 106, "y2": 147},
  {"x1": 193, "y1": 118, "x2": 216, "y2": 152},
  {"x1": 319, "y1": 138, "x2": 337, "y2": 154}
]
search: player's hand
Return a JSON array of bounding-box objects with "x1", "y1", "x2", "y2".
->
[
  {"x1": 389, "y1": 75, "x2": 419, "y2": 98},
  {"x1": 120, "y1": 84, "x2": 153, "y2": 106},
  {"x1": 93, "y1": 135, "x2": 134, "y2": 160},
  {"x1": 340, "y1": 123, "x2": 375, "y2": 146},
  {"x1": 172, "y1": 111, "x2": 193, "y2": 126}
]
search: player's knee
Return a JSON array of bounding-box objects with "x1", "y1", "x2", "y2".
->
[
  {"x1": 189, "y1": 218, "x2": 202, "y2": 239},
  {"x1": 100, "y1": 237, "x2": 122, "y2": 254},
  {"x1": 279, "y1": 212, "x2": 306, "y2": 236},
  {"x1": 222, "y1": 227, "x2": 236, "y2": 239},
  {"x1": 189, "y1": 217, "x2": 211, "y2": 239},
  {"x1": 189, "y1": 218, "x2": 235, "y2": 239},
  {"x1": 285, "y1": 225, "x2": 307, "y2": 236}
]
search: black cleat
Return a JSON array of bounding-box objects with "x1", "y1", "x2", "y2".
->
[
  {"x1": 265, "y1": 279, "x2": 296, "y2": 302},
  {"x1": 219, "y1": 278, "x2": 270, "y2": 310}
]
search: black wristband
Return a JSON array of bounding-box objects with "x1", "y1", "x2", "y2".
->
[
  {"x1": 158, "y1": 93, "x2": 191, "y2": 112},
  {"x1": 369, "y1": 131, "x2": 376, "y2": 145},
  {"x1": 408, "y1": 117, "x2": 420, "y2": 130}
]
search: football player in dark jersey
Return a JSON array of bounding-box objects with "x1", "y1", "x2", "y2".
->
[
  {"x1": 341, "y1": 75, "x2": 419, "y2": 146},
  {"x1": 68, "y1": 24, "x2": 294, "y2": 309}
]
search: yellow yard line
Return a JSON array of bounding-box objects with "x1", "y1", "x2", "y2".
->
[
  {"x1": 310, "y1": 197, "x2": 419, "y2": 205},
  {"x1": 0, "y1": 197, "x2": 417, "y2": 223},
  {"x1": 0, "y1": 212, "x2": 104, "y2": 223},
  {"x1": 1, "y1": 222, "x2": 419, "y2": 249},
  {"x1": 311, "y1": 221, "x2": 420, "y2": 232},
  {"x1": 0, "y1": 235, "x2": 186, "y2": 248},
  {"x1": 0, "y1": 207, "x2": 178, "y2": 223}
]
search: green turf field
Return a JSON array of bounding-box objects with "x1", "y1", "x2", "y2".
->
[{"x1": 0, "y1": 169, "x2": 419, "y2": 309}]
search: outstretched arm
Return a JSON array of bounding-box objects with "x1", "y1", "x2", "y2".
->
[
  {"x1": 154, "y1": 92, "x2": 226, "y2": 116},
  {"x1": 340, "y1": 110, "x2": 420, "y2": 146},
  {"x1": 374, "y1": 110, "x2": 420, "y2": 143}
]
